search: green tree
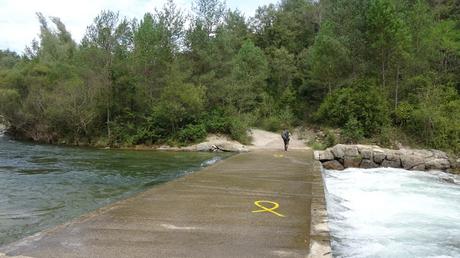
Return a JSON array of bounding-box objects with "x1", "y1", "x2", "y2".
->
[
  {"x1": 306, "y1": 21, "x2": 351, "y2": 94},
  {"x1": 81, "y1": 10, "x2": 133, "y2": 140},
  {"x1": 228, "y1": 40, "x2": 268, "y2": 113},
  {"x1": 366, "y1": 0, "x2": 409, "y2": 89}
]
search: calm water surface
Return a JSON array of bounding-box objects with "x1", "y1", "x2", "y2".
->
[{"x1": 0, "y1": 134, "x2": 230, "y2": 246}]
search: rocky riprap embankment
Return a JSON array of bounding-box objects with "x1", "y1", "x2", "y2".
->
[{"x1": 314, "y1": 144, "x2": 459, "y2": 172}]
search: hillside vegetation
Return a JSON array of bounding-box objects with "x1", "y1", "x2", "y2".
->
[{"x1": 0, "y1": 0, "x2": 458, "y2": 153}]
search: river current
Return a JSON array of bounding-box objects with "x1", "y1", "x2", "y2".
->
[
  {"x1": 324, "y1": 167, "x2": 460, "y2": 258},
  {"x1": 0, "y1": 134, "x2": 229, "y2": 246}
]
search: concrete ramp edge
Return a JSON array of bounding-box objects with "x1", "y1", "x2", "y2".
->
[{"x1": 307, "y1": 161, "x2": 333, "y2": 258}]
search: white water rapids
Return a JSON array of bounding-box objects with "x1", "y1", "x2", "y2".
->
[{"x1": 323, "y1": 167, "x2": 460, "y2": 258}]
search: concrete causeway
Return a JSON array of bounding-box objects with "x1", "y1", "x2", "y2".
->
[{"x1": 0, "y1": 150, "x2": 331, "y2": 258}]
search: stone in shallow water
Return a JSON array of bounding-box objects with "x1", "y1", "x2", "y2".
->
[
  {"x1": 410, "y1": 164, "x2": 426, "y2": 171},
  {"x1": 401, "y1": 154, "x2": 425, "y2": 170},
  {"x1": 381, "y1": 159, "x2": 401, "y2": 168},
  {"x1": 343, "y1": 156, "x2": 361, "y2": 168},
  {"x1": 360, "y1": 159, "x2": 379, "y2": 169},
  {"x1": 322, "y1": 160, "x2": 344, "y2": 170},
  {"x1": 425, "y1": 158, "x2": 451, "y2": 170},
  {"x1": 373, "y1": 150, "x2": 386, "y2": 164}
]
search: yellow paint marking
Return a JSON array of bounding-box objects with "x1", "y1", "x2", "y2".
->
[
  {"x1": 273, "y1": 154, "x2": 284, "y2": 158},
  {"x1": 252, "y1": 200, "x2": 285, "y2": 217}
]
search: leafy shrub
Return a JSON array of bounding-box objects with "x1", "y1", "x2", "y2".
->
[
  {"x1": 260, "y1": 116, "x2": 284, "y2": 132},
  {"x1": 178, "y1": 124, "x2": 207, "y2": 144},
  {"x1": 406, "y1": 101, "x2": 460, "y2": 154},
  {"x1": 259, "y1": 107, "x2": 295, "y2": 132},
  {"x1": 311, "y1": 142, "x2": 326, "y2": 150},
  {"x1": 402, "y1": 85, "x2": 460, "y2": 154},
  {"x1": 324, "y1": 129, "x2": 337, "y2": 147},
  {"x1": 394, "y1": 102, "x2": 414, "y2": 126},
  {"x1": 376, "y1": 126, "x2": 394, "y2": 148},
  {"x1": 203, "y1": 110, "x2": 231, "y2": 134},
  {"x1": 202, "y1": 109, "x2": 251, "y2": 144},
  {"x1": 315, "y1": 80, "x2": 390, "y2": 137},
  {"x1": 341, "y1": 117, "x2": 364, "y2": 143}
]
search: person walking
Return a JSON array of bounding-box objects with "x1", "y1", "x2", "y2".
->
[{"x1": 281, "y1": 129, "x2": 290, "y2": 151}]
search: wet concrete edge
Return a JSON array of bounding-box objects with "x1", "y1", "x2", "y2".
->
[
  {"x1": 0, "y1": 154, "x2": 244, "y2": 257},
  {"x1": 307, "y1": 160, "x2": 333, "y2": 258}
]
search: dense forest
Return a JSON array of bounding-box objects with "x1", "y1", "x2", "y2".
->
[{"x1": 0, "y1": 0, "x2": 459, "y2": 153}]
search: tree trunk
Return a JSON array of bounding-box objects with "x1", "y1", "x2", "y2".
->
[
  {"x1": 381, "y1": 49, "x2": 386, "y2": 88},
  {"x1": 106, "y1": 105, "x2": 111, "y2": 139},
  {"x1": 395, "y1": 63, "x2": 400, "y2": 110}
]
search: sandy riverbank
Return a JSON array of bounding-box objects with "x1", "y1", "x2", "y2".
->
[{"x1": 122, "y1": 128, "x2": 309, "y2": 153}]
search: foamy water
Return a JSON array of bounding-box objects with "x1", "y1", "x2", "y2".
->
[
  {"x1": 201, "y1": 156, "x2": 223, "y2": 167},
  {"x1": 323, "y1": 168, "x2": 460, "y2": 258}
]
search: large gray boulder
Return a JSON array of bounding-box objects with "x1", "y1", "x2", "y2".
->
[
  {"x1": 385, "y1": 150, "x2": 401, "y2": 161},
  {"x1": 360, "y1": 159, "x2": 379, "y2": 169},
  {"x1": 314, "y1": 150, "x2": 334, "y2": 161},
  {"x1": 381, "y1": 159, "x2": 401, "y2": 168},
  {"x1": 411, "y1": 164, "x2": 426, "y2": 171},
  {"x1": 431, "y1": 149, "x2": 448, "y2": 159},
  {"x1": 331, "y1": 144, "x2": 346, "y2": 159},
  {"x1": 373, "y1": 149, "x2": 386, "y2": 164},
  {"x1": 315, "y1": 144, "x2": 455, "y2": 172},
  {"x1": 196, "y1": 142, "x2": 214, "y2": 152},
  {"x1": 215, "y1": 142, "x2": 248, "y2": 152},
  {"x1": 358, "y1": 146, "x2": 373, "y2": 160},
  {"x1": 344, "y1": 157, "x2": 361, "y2": 168},
  {"x1": 447, "y1": 157, "x2": 459, "y2": 169},
  {"x1": 400, "y1": 154, "x2": 425, "y2": 170},
  {"x1": 425, "y1": 158, "x2": 451, "y2": 170},
  {"x1": 343, "y1": 145, "x2": 359, "y2": 157}
]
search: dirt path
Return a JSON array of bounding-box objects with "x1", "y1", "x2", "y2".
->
[{"x1": 249, "y1": 129, "x2": 308, "y2": 151}]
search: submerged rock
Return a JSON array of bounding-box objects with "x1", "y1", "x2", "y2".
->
[
  {"x1": 381, "y1": 159, "x2": 401, "y2": 168},
  {"x1": 360, "y1": 159, "x2": 379, "y2": 169},
  {"x1": 425, "y1": 158, "x2": 451, "y2": 170},
  {"x1": 400, "y1": 152, "x2": 425, "y2": 170},
  {"x1": 322, "y1": 160, "x2": 344, "y2": 170},
  {"x1": 344, "y1": 157, "x2": 361, "y2": 168}
]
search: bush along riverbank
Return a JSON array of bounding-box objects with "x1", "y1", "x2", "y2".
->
[{"x1": 315, "y1": 144, "x2": 460, "y2": 173}]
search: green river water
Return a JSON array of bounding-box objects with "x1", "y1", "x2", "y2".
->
[{"x1": 0, "y1": 134, "x2": 230, "y2": 246}]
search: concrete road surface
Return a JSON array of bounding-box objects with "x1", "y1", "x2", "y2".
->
[{"x1": 1, "y1": 150, "x2": 330, "y2": 258}]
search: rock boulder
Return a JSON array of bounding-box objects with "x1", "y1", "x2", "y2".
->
[
  {"x1": 322, "y1": 160, "x2": 344, "y2": 170},
  {"x1": 314, "y1": 150, "x2": 334, "y2": 161},
  {"x1": 314, "y1": 144, "x2": 456, "y2": 173},
  {"x1": 360, "y1": 159, "x2": 379, "y2": 169}
]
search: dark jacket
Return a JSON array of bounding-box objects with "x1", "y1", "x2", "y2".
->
[{"x1": 281, "y1": 130, "x2": 290, "y2": 142}]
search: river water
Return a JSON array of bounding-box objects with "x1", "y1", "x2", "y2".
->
[
  {"x1": 0, "y1": 134, "x2": 230, "y2": 246},
  {"x1": 324, "y1": 167, "x2": 460, "y2": 258}
]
